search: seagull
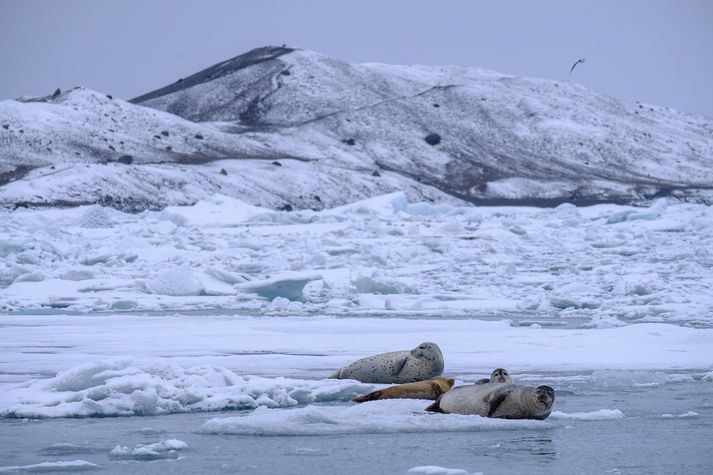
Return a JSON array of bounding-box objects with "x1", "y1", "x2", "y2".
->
[{"x1": 570, "y1": 58, "x2": 586, "y2": 74}]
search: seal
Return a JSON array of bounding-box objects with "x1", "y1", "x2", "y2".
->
[
  {"x1": 425, "y1": 383, "x2": 555, "y2": 420},
  {"x1": 352, "y1": 376, "x2": 455, "y2": 403},
  {"x1": 329, "y1": 342, "x2": 444, "y2": 384},
  {"x1": 474, "y1": 368, "x2": 512, "y2": 385}
]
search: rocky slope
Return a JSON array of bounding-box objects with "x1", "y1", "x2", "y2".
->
[{"x1": 1, "y1": 46, "x2": 711, "y2": 211}]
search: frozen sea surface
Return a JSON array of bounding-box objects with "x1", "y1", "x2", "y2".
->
[
  {"x1": 0, "y1": 314, "x2": 712, "y2": 474},
  {"x1": 1, "y1": 194, "x2": 712, "y2": 473}
]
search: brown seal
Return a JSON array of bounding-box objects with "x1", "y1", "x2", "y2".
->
[
  {"x1": 426, "y1": 383, "x2": 555, "y2": 420},
  {"x1": 352, "y1": 376, "x2": 455, "y2": 403}
]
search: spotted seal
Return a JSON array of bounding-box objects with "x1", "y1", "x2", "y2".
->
[
  {"x1": 329, "y1": 342, "x2": 444, "y2": 384},
  {"x1": 426, "y1": 383, "x2": 555, "y2": 420},
  {"x1": 474, "y1": 368, "x2": 512, "y2": 385},
  {"x1": 352, "y1": 376, "x2": 455, "y2": 403}
]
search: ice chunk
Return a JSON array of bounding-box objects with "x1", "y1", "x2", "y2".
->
[
  {"x1": 145, "y1": 267, "x2": 205, "y2": 296},
  {"x1": 408, "y1": 467, "x2": 478, "y2": 475},
  {"x1": 660, "y1": 411, "x2": 699, "y2": 419},
  {"x1": 240, "y1": 275, "x2": 321, "y2": 301},
  {"x1": 77, "y1": 206, "x2": 113, "y2": 228},
  {"x1": 110, "y1": 439, "x2": 187, "y2": 460}
]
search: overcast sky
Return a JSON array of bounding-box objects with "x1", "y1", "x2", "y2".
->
[{"x1": 1, "y1": 0, "x2": 712, "y2": 117}]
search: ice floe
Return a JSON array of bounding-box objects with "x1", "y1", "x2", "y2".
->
[
  {"x1": 549, "y1": 409, "x2": 625, "y2": 421},
  {"x1": 408, "y1": 466, "x2": 481, "y2": 475},
  {"x1": 109, "y1": 439, "x2": 187, "y2": 460},
  {"x1": 200, "y1": 399, "x2": 554, "y2": 436},
  {"x1": 0, "y1": 460, "x2": 100, "y2": 472}
]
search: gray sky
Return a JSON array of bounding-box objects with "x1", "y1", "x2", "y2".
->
[{"x1": 1, "y1": 0, "x2": 712, "y2": 118}]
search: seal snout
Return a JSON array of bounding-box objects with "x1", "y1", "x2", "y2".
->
[{"x1": 535, "y1": 385, "x2": 555, "y2": 406}]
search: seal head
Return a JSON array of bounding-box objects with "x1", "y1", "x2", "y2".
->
[{"x1": 475, "y1": 368, "x2": 512, "y2": 385}]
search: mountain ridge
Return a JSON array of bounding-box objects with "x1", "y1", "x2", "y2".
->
[{"x1": 1, "y1": 46, "x2": 711, "y2": 211}]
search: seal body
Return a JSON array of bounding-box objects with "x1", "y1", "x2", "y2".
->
[
  {"x1": 474, "y1": 368, "x2": 512, "y2": 385},
  {"x1": 426, "y1": 383, "x2": 555, "y2": 420},
  {"x1": 352, "y1": 376, "x2": 455, "y2": 403},
  {"x1": 329, "y1": 342, "x2": 444, "y2": 384}
]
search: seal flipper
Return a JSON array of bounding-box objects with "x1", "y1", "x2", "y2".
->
[
  {"x1": 352, "y1": 390, "x2": 383, "y2": 403},
  {"x1": 328, "y1": 368, "x2": 342, "y2": 379},
  {"x1": 485, "y1": 391, "x2": 509, "y2": 418},
  {"x1": 391, "y1": 357, "x2": 409, "y2": 377},
  {"x1": 425, "y1": 395, "x2": 445, "y2": 413},
  {"x1": 474, "y1": 378, "x2": 490, "y2": 385}
]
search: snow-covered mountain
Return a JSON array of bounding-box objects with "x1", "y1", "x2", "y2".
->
[{"x1": 1, "y1": 46, "x2": 712, "y2": 211}]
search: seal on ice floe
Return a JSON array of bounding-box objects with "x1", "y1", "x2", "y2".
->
[
  {"x1": 426, "y1": 382, "x2": 555, "y2": 420},
  {"x1": 352, "y1": 376, "x2": 455, "y2": 403},
  {"x1": 329, "y1": 342, "x2": 444, "y2": 384},
  {"x1": 474, "y1": 368, "x2": 512, "y2": 385}
]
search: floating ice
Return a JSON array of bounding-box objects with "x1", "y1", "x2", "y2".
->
[
  {"x1": 408, "y1": 466, "x2": 479, "y2": 475},
  {"x1": 201, "y1": 399, "x2": 553, "y2": 436},
  {"x1": 660, "y1": 411, "x2": 699, "y2": 419},
  {"x1": 110, "y1": 439, "x2": 187, "y2": 460},
  {"x1": 0, "y1": 460, "x2": 100, "y2": 472},
  {"x1": 0, "y1": 359, "x2": 372, "y2": 418},
  {"x1": 549, "y1": 409, "x2": 625, "y2": 421}
]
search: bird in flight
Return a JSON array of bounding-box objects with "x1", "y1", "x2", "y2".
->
[{"x1": 570, "y1": 58, "x2": 586, "y2": 74}]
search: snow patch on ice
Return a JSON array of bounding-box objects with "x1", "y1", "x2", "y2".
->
[{"x1": 200, "y1": 399, "x2": 553, "y2": 436}]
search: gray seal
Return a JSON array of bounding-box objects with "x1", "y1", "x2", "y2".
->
[
  {"x1": 426, "y1": 382, "x2": 555, "y2": 420},
  {"x1": 329, "y1": 342, "x2": 444, "y2": 384},
  {"x1": 474, "y1": 368, "x2": 512, "y2": 385}
]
